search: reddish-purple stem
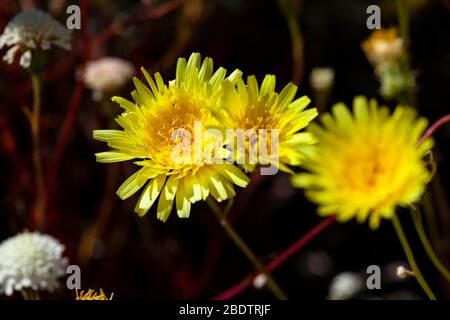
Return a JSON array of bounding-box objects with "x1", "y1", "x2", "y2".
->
[
  {"x1": 418, "y1": 114, "x2": 450, "y2": 146},
  {"x1": 47, "y1": 0, "x2": 91, "y2": 183},
  {"x1": 212, "y1": 215, "x2": 336, "y2": 300}
]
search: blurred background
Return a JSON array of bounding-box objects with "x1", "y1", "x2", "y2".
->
[{"x1": 0, "y1": 0, "x2": 449, "y2": 299}]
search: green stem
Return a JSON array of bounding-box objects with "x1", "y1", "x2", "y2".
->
[
  {"x1": 30, "y1": 73, "x2": 46, "y2": 230},
  {"x1": 423, "y1": 192, "x2": 440, "y2": 250},
  {"x1": 224, "y1": 198, "x2": 234, "y2": 216},
  {"x1": 206, "y1": 197, "x2": 288, "y2": 300},
  {"x1": 411, "y1": 208, "x2": 450, "y2": 283},
  {"x1": 396, "y1": 0, "x2": 414, "y2": 105},
  {"x1": 21, "y1": 288, "x2": 40, "y2": 300},
  {"x1": 396, "y1": 0, "x2": 410, "y2": 67},
  {"x1": 278, "y1": 0, "x2": 303, "y2": 85},
  {"x1": 392, "y1": 214, "x2": 436, "y2": 300}
]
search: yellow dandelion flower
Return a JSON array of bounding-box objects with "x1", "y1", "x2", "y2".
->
[
  {"x1": 93, "y1": 53, "x2": 249, "y2": 222},
  {"x1": 76, "y1": 289, "x2": 113, "y2": 300},
  {"x1": 291, "y1": 96, "x2": 434, "y2": 229},
  {"x1": 212, "y1": 75, "x2": 318, "y2": 173}
]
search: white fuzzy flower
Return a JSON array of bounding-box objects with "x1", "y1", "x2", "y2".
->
[
  {"x1": 328, "y1": 272, "x2": 362, "y2": 300},
  {"x1": 83, "y1": 57, "x2": 135, "y2": 101},
  {"x1": 253, "y1": 273, "x2": 268, "y2": 289},
  {"x1": 0, "y1": 231, "x2": 69, "y2": 296},
  {"x1": 0, "y1": 10, "x2": 71, "y2": 68},
  {"x1": 396, "y1": 265, "x2": 414, "y2": 279},
  {"x1": 310, "y1": 67, "x2": 335, "y2": 91}
]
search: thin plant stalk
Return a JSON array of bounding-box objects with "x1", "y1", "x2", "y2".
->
[
  {"x1": 396, "y1": 0, "x2": 414, "y2": 105},
  {"x1": 30, "y1": 73, "x2": 46, "y2": 230},
  {"x1": 213, "y1": 215, "x2": 335, "y2": 300},
  {"x1": 392, "y1": 214, "x2": 436, "y2": 300},
  {"x1": 278, "y1": 0, "x2": 304, "y2": 85},
  {"x1": 418, "y1": 114, "x2": 450, "y2": 146},
  {"x1": 206, "y1": 197, "x2": 288, "y2": 300},
  {"x1": 21, "y1": 288, "x2": 40, "y2": 300},
  {"x1": 411, "y1": 208, "x2": 450, "y2": 283}
]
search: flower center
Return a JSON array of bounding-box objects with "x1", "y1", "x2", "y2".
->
[
  {"x1": 142, "y1": 87, "x2": 213, "y2": 169},
  {"x1": 239, "y1": 103, "x2": 279, "y2": 131},
  {"x1": 338, "y1": 135, "x2": 404, "y2": 195}
]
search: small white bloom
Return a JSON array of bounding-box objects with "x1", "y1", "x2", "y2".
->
[
  {"x1": 328, "y1": 272, "x2": 362, "y2": 300},
  {"x1": 396, "y1": 265, "x2": 414, "y2": 279},
  {"x1": 0, "y1": 10, "x2": 71, "y2": 68},
  {"x1": 83, "y1": 57, "x2": 135, "y2": 101},
  {"x1": 310, "y1": 67, "x2": 335, "y2": 91},
  {"x1": 253, "y1": 273, "x2": 268, "y2": 289},
  {"x1": 0, "y1": 231, "x2": 69, "y2": 296},
  {"x1": 19, "y1": 50, "x2": 31, "y2": 68}
]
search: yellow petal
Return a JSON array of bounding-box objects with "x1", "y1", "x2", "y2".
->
[
  {"x1": 135, "y1": 175, "x2": 166, "y2": 217},
  {"x1": 133, "y1": 77, "x2": 154, "y2": 105},
  {"x1": 260, "y1": 74, "x2": 276, "y2": 96},
  {"x1": 111, "y1": 96, "x2": 137, "y2": 112},
  {"x1": 156, "y1": 175, "x2": 179, "y2": 222},
  {"x1": 215, "y1": 164, "x2": 249, "y2": 188},
  {"x1": 95, "y1": 151, "x2": 134, "y2": 163},
  {"x1": 202, "y1": 167, "x2": 228, "y2": 202},
  {"x1": 117, "y1": 169, "x2": 147, "y2": 200},
  {"x1": 176, "y1": 182, "x2": 191, "y2": 218}
]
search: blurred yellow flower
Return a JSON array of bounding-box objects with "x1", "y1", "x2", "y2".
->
[
  {"x1": 213, "y1": 75, "x2": 318, "y2": 173},
  {"x1": 93, "y1": 53, "x2": 249, "y2": 222},
  {"x1": 291, "y1": 96, "x2": 433, "y2": 229},
  {"x1": 361, "y1": 28, "x2": 414, "y2": 101},
  {"x1": 76, "y1": 289, "x2": 113, "y2": 300},
  {"x1": 362, "y1": 28, "x2": 403, "y2": 73}
]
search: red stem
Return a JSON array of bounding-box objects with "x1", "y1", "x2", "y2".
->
[
  {"x1": 265, "y1": 215, "x2": 336, "y2": 272},
  {"x1": 418, "y1": 114, "x2": 450, "y2": 146},
  {"x1": 47, "y1": 80, "x2": 86, "y2": 186},
  {"x1": 47, "y1": 0, "x2": 91, "y2": 181},
  {"x1": 44, "y1": 1, "x2": 91, "y2": 233},
  {"x1": 212, "y1": 215, "x2": 336, "y2": 300}
]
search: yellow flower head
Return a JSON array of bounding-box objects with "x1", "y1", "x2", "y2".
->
[
  {"x1": 291, "y1": 96, "x2": 434, "y2": 229},
  {"x1": 93, "y1": 53, "x2": 249, "y2": 222},
  {"x1": 76, "y1": 289, "x2": 113, "y2": 300},
  {"x1": 212, "y1": 75, "x2": 318, "y2": 174},
  {"x1": 362, "y1": 28, "x2": 403, "y2": 72}
]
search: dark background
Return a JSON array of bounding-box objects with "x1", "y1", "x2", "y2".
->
[{"x1": 0, "y1": 0, "x2": 449, "y2": 299}]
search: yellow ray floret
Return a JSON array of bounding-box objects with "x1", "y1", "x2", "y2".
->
[
  {"x1": 211, "y1": 74, "x2": 318, "y2": 173},
  {"x1": 291, "y1": 96, "x2": 434, "y2": 229},
  {"x1": 76, "y1": 289, "x2": 114, "y2": 300},
  {"x1": 93, "y1": 53, "x2": 249, "y2": 222}
]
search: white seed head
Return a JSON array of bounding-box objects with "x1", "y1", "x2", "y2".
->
[
  {"x1": 0, "y1": 10, "x2": 71, "y2": 68},
  {"x1": 0, "y1": 231, "x2": 69, "y2": 296}
]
